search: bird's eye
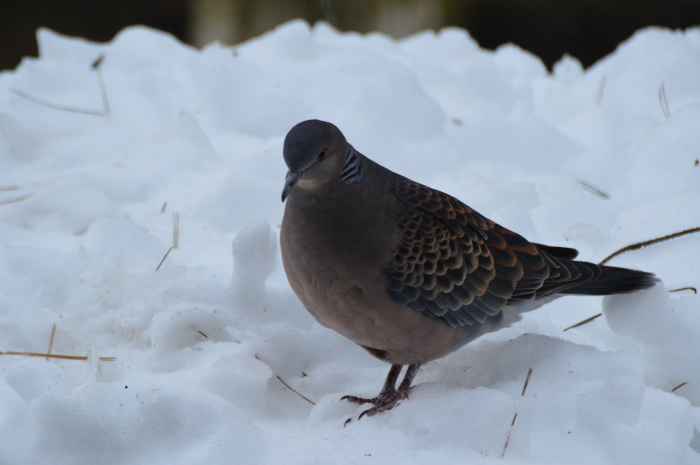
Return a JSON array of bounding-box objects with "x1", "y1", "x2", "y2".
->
[{"x1": 317, "y1": 150, "x2": 327, "y2": 161}]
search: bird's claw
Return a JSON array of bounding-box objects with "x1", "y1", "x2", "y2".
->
[
  {"x1": 340, "y1": 395, "x2": 373, "y2": 405},
  {"x1": 341, "y1": 363, "x2": 419, "y2": 422},
  {"x1": 342, "y1": 389, "x2": 405, "y2": 420}
]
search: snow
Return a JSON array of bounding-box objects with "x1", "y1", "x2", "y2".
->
[{"x1": 1, "y1": 20, "x2": 700, "y2": 464}]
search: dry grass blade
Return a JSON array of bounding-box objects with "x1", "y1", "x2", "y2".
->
[
  {"x1": 0, "y1": 194, "x2": 33, "y2": 206},
  {"x1": 671, "y1": 382, "x2": 687, "y2": 392},
  {"x1": 1, "y1": 351, "x2": 115, "y2": 361},
  {"x1": 161, "y1": 201, "x2": 167, "y2": 213},
  {"x1": 502, "y1": 368, "x2": 532, "y2": 458},
  {"x1": 599, "y1": 227, "x2": 700, "y2": 265},
  {"x1": 10, "y1": 88, "x2": 105, "y2": 116},
  {"x1": 563, "y1": 313, "x2": 602, "y2": 332},
  {"x1": 95, "y1": 62, "x2": 110, "y2": 116},
  {"x1": 521, "y1": 368, "x2": 533, "y2": 396},
  {"x1": 276, "y1": 375, "x2": 316, "y2": 405},
  {"x1": 669, "y1": 287, "x2": 697, "y2": 294},
  {"x1": 596, "y1": 74, "x2": 606, "y2": 105},
  {"x1": 0, "y1": 185, "x2": 20, "y2": 191},
  {"x1": 659, "y1": 82, "x2": 670, "y2": 119},
  {"x1": 46, "y1": 323, "x2": 57, "y2": 361},
  {"x1": 91, "y1": 55, "x2": 105, "y2": 69},
  {"x1": 576, "y1": 179, "x2": 610, "y2": 199},
  {"x1": 173, "y1": 213, "x2": 179, "y2": 249},
  {"x1": 501, "y1": 416, "x2": 518, "y2": 457},
  {"x1": 10, "y1": 55, "x2": 110, "y2": 116},
  {"x1": 156, "y1": 246, "x2": 173, "y2": 271}
]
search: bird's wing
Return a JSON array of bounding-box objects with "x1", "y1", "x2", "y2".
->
[{"x1": 385, "y1": 180, "x2": 594, "y2": 327}]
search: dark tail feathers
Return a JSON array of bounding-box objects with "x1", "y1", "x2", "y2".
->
[{"x1": 559, "y1": 265, "x2": 659, "y2": 296}]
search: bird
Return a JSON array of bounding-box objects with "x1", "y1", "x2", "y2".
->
[{"x1": 279, "y1": 119, "x2": 658, "y2": 419}]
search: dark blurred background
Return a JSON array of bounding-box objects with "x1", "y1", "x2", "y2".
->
[{"x1": 2, "y1": 0, "x2": 700, "y2": 71}]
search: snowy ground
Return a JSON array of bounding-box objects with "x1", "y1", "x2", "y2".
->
[{"x1": 1, "y1": 20, "x2": 700, "y2": 464}]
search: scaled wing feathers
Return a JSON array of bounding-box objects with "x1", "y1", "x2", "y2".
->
[{"x1": 385, "y1": 180, "x2": 595, "y2": 327}]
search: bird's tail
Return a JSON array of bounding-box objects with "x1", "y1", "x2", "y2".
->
[{"x1": 558, "y1": 264, "x2": 659, "y2": 296}]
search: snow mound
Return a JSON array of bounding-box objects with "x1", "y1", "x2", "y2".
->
[{"x1": 1, "y1": 20, "x2": 699, "y2": 464}]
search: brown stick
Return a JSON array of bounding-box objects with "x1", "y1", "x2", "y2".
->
[
  {"x1": 46, "y1": 323, "x2": 57, "y2": 361},
  {"x1": 156, "y1": 246, "x2": 173, "y2": 271},
  {"x1": 1, "y1": 351, "x2": 115, "y2": 361},
  {"x1": 276, "y1": 375, "x2": 316, "y2": 405},
  {"x1": 576, "y1": 179, "x2": 610, "y2": 199},
  {"x1": 10, "y1": 88, "x2": 105, "y2": 116},
  {"x1": 0, "y1": 194, "x2": 33, "y2": 206},
  {"x1": 563, "y1": 314, "x2": 602, "y2": 332},
  {"x1": 173, "y1": 213, "x2": 179, "y2": 249},
  {"x1": 599, "y1": 227, "x2": 700, "y2": 265},
  {"x1": 671, "y1": 382, "x2": 687, "y2": 393},
  {"x1": 659, "y1": 82, "x2": 670, "y2": 119},
  {"x1": 596, "y1": 74, "x2": 606, "y2": 105},
  {"x1": 521, "y1": 368, "x2": 533, "y2": 396},
  {"x1": 92, "y1": 54, "x2": 110, "y2": 116},
  {"x1": 669, "y1": 287, "x2": 697, "y2": 294},
  {"x1": 501, "y1": 368, "x2": 533, "y2": 458}
]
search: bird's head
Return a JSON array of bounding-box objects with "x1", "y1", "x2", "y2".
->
[{"x1": 281, "y1": 120, "x2": 348, "y2": 201}]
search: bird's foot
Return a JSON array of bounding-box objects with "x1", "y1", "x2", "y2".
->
[
  {"x1": 341, "y1": 364, "x2": 419, "y2": 424},
  {"x1": 341, "y1": 384, "x2": 412, "y2": 420}
]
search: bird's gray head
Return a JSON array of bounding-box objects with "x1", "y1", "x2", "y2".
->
[{"x1": 281, "y1": 120, "x2": 348, "y2": 202}]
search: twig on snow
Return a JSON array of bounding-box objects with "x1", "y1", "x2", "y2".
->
[
  {"x1": 156, "y1": 246, "x2": 173, "y2": 271},
  {"x1": 521, "y1": 368, "x2": 533, "y2": 396},
  {"x1": 276, "y1": 375, "x2": 316, "y2": 405},
  {"x1": 659, "y1": 82, "x2": 670, "y2": 119},
  {"x1": 563, "y1": 314, "x2": 602, "y2": 332},
  {"x1": 10, "y1": 54, "x2": 110, "y2": 116},
  {"x1": 576, "y1": 179, "x2": 610, "y2": 200},
  {"x1": 92, "y1": 54, "x2": 110, "y2": 115},
  {"x1": 0, "y1": 194, "x2": 33, "y2": 206},
  {"x1": 671, "y1": 382, "x2": 687, "y2": 393},
  {"x1": 599, "y1": 227, "x2": 700, "y2": 265},
  {"x1": 596, "y1": 74, "x2": 606, "y2": 105},
  {"x1": 46, "y1": 323, "x2": 57, "y2": 361},
  {"x1": 669, "y1": 287, "x2": 697, "y2": 294},
  {"x1": 173, "y1": 213, "x2": 179, "y2": 249},
  {"x1": 1, "y1": 351, "x2": 115, "y2": 361},
  {"x1": 501, "y1": 368, "x2": 533, "y2": 458}
]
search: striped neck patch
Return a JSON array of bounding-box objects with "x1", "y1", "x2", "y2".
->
[{"x1": 340, "y1": 146, "x2": 364, "y2": 184}]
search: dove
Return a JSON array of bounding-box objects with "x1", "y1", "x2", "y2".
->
[{"x1": 279, "y1": 119, "x2": 657, "y2": 418}]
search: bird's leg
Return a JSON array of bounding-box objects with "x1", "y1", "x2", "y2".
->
[
  {"x1": 342, "y1": 363, "x2": 421, "y2": 419},
  {"x1": 341, "y1": 364, "x2": 402, "y2": 406},
  {"x1": 396, "y1": 363, "x2": 419, "y2": 400}
]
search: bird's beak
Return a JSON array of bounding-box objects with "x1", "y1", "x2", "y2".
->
[{"x1": 281, "y1": 170, "x2": 302, "y2": 202}]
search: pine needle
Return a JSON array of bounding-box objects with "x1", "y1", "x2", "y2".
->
[
  {"x1": 501, "y1": 368, "x2": 533, "y2": 458},
  {"x1": 46, "y1": 323, "x2": 57, "y2": 361},
  {"x1": 563, "y1": 313, "x2": 602, "y2": 332},
  {"x1": 671, "y1": 382, "x2": 687, "y2": 392},
  {"x1": 1, "y1": 351, "x2": 115, "y2": 361},
  {"x1": 599, "y1": 227, "x2": 700, "y2": 265},
  {"x1": 156, "y1": 246, "x2": 173, "y2": 271},
  {"x1": 276, "y1": 375, "x2": 316, "y2": 405},
  {"x1": 669, "y1": 287, "x2": 697, "y2": 294},
  {"x1": 0, "y1": 194, "x2": 33, "y2": 206}
]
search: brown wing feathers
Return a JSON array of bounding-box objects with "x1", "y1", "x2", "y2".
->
[{"x1": 385, "y1": 180, "x2": 623, "y2": 328}]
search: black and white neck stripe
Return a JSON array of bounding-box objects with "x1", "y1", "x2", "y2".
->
[{"x1": 340, "y1": 146, "x2": 364, "y2": 184}]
